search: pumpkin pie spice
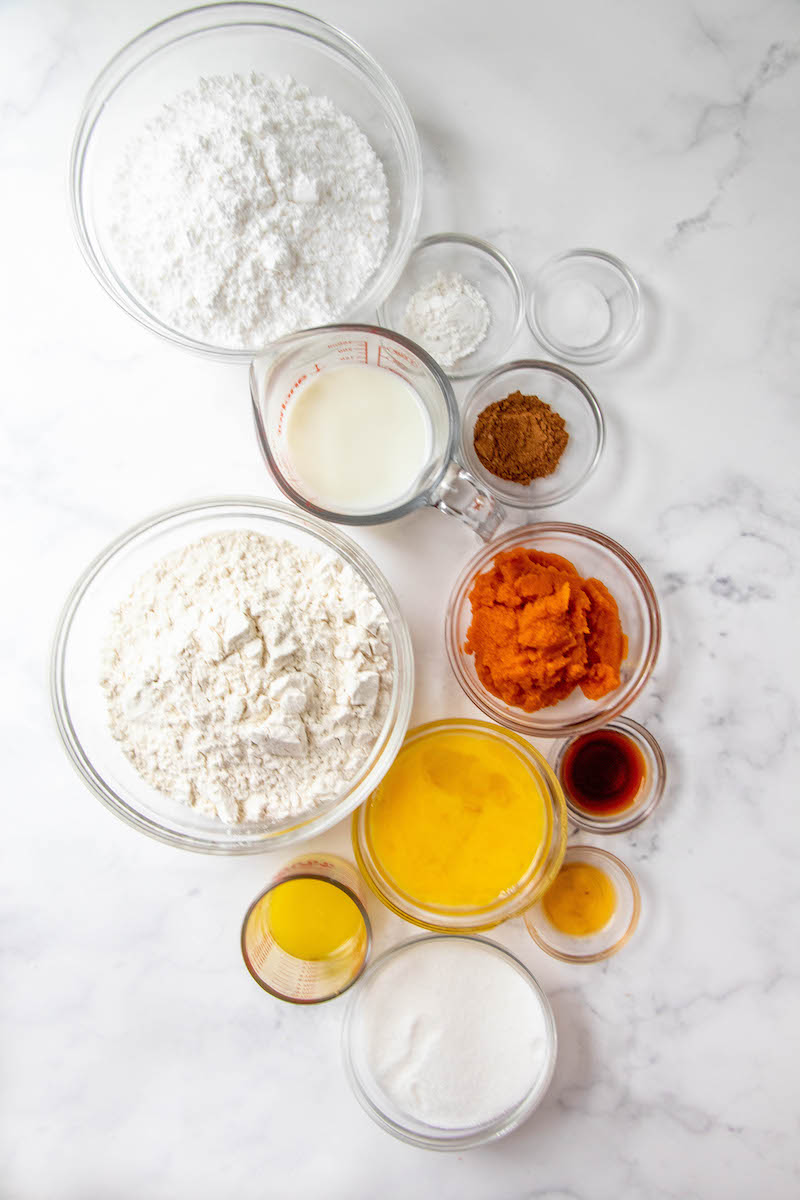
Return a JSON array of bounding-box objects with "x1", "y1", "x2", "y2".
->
[{"x1": 473, "y1": 390, "x2": 568, "y2": 484}]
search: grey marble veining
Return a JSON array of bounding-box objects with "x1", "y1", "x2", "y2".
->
[{"x1": 1, "y1": 0, "x2": 799, "y2": 1197}]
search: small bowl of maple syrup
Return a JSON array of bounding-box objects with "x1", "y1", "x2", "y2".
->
[{"x1": 553, "y1": 717, "x2": 666, "y2": 834}]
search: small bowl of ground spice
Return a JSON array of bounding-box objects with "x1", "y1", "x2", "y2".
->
[
  {"x1": 460, "y1": 361, "x2": 604, "y2": 509},
  {"x1": 445, "y1": 523, "x2": 661, "y2": 738}
]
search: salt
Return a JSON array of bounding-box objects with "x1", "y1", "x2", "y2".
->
[
  {"x1": 353, "y1": 938, "x2": 550, "y2": 1130},
  {"x1": 542, "y1": 278, "x2": 611, "y2": 348}
]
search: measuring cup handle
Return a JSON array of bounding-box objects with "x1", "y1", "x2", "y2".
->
[{"x1": 430, "y1": 461, "x2": 505, "y2": 541}]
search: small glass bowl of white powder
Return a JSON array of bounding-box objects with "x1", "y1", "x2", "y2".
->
[
  {"x1": 343, "y1": 935, "x2": 557, "y2": 1149},
  {"x1": 378, "y1": 233, "x2": 525, "y2": 379},
  {"x1": 528, "y1": 248, "x2": 642, "y2": 364}
]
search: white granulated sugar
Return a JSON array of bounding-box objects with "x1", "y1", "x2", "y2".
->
[
  {"x1": 356, "y1": 939, "x2": 549, "y2": 1129},
  {"x1": 100, "y1": 532, "x2": 393, "y2": 825},
  {"x1": 108, "y1": 74, "x2": 390, "y2": 349},
  {"x1": 402, "y1": 270, "x2": 490, "y2": 367}
]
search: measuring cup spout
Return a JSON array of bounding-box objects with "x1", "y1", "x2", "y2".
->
[{"x1": 431, "y1": 462, "x2": 505, "y2": 541}]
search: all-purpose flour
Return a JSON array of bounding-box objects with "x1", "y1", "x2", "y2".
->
[
  {"x1": 108, "y1": 75, "x2": 390, "y2": 349},
  {"x1": 100, "y1": 532, "x2": 394, "y2": 824}
]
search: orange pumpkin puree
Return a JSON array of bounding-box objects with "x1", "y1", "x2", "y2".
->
[{"x1": 465, "y1": 547, "x2": 627, "y2": 714}]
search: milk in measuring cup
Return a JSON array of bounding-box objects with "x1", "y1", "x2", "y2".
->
[{"x1": 284, "y1": 365, "x2": 431, "y2": 512}]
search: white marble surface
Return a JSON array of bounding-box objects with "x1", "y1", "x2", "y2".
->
[{"x1": 2, "y1": 0, "x2": 799, "y2": 1195}]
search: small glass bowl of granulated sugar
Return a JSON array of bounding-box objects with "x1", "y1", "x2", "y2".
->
[
  {"x1": 378, "y1": 233, "x2": 525, "y2": 379},
  {"x1": 343, "y1": 934, "x2": 557, "y2": 1149}
]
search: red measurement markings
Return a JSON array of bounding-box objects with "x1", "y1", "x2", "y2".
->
[
  {"x1": 277, "y1": 856, "x2": 336, "y2": 879},
  {"x1": 378, "y1": 343, "x2": 416, "y2": 368},
  {"x1": 327, "y1": 339, "x2": 369, "y2": 364},
  {"x1": 251, "y1": 940, "x2": 271, "y2": 969},
  {"x1": 276, "y1": 372, "x2": 308, "y2": 434},
  {"x1": 376, "y1": 342, "x2": 418, "y2": 381}
]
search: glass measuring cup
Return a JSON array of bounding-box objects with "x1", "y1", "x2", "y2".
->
[
  {"x1": 241, "y1": 853, "x2": 371, "y2": 1004},
  {"x1": 250, "y1": 325, "x2": 505, "y2": 540}
]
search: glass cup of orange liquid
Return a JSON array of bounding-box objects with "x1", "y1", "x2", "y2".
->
[{"x1": 241, "y1": 853, "x2": 371, "y2": 1005}]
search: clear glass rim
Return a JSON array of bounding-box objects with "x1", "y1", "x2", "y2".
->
[
  {"x1": 527, "y1": 247, "x2": 642, "y2": 365},
  {"x1": 445, "y1": 522, "x2": 662, "y2": 738},
  {"x1": 552, "y1": 715, "x2": 667, "y2": 833},
  {"x1": 341, "y1": 933, "x2": 558, "y2": 1149},
  {"x1": 250, "y1": 323, "x2": 461, "y2": 525},
  {"x1": 68, "y1": 2, "x2": 423, "y2": 363},
  {"x1": 351, "y1": 718, "x2": 568, "y2": 932},
  {"x1": 524, "y1": 845, "x2": 641, "y2": 963},
  {"x1": 459, "y1": 358, "x2": 605, "y2": 509},
  {"x1": 50, "y1": 496, "x2": 414, "y2": 854},
  {"x1": 240, "y1": 869, "x2": 372, "y2": 1005},
  {"x1": 377, "y1": 231, "x2": 526, "y2": 381}
]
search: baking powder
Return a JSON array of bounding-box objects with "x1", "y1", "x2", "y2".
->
[{"x1": 402, "y1": 271, "x2": 490, "y2": 368}]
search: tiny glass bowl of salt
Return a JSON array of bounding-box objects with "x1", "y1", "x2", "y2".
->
[
  {"x1": 69, "y1": 3, "x2": 422, "y2": 361},
  {"x1": 50, "y1": 498, "x2": 414, "y2": 854},
  {"x1": 527, "y1": 249, "x2": 641, "y2": 365},
  {"x1": 343, "y1": 935, "x2": 557, "y2": 1149},
  {"x1": 377, "y1": 233, "x2": 525, "y2": 379}
]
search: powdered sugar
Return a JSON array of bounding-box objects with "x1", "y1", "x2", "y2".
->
[
  {"x1": 100, "y1": 531, "x2": 394, "y2": 825},
  {"x1": 108, "y1": 74, "x2": 390, "y2": 349},
  {"x1": 402, "y1": 271, "x2": 490, "y2": 368}
]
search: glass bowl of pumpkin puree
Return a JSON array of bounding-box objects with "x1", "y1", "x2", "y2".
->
[
  {"x1": 446, "y1": 523, "x2": 661, "y2": 739},
  {"x1": 352, "y1": 719, "x2": 567, "y2": 932}
]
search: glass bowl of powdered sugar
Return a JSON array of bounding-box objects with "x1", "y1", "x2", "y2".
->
[
  {"x1": 69, "y1": 3, "x2": 422, "y2": 361},
  {"x1": 378, "y1": 234, "x2": 525, "y2": 379},
  {"x1": 50, "y1": 498, "x2": 414, "y2": 854}
]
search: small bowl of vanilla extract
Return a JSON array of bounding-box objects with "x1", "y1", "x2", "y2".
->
[{"x1": 553, "y1": 717, "x2": 666, "y2": 834}]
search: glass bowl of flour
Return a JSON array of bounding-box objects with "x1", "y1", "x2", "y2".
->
[
  {"x1": 50, "y1": 498, "x2": 414, "y2": 853},
  {"x1": 69, "y1": 3, "x2": 422, "y2": 361}
]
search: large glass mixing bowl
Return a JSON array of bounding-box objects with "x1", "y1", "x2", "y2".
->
[
  {"x1": 69, "y1": 3, "x2": 422, "y2": 361},
  {"x1": 50, "y1": 498, "x2": 414, "y2": 854}
]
